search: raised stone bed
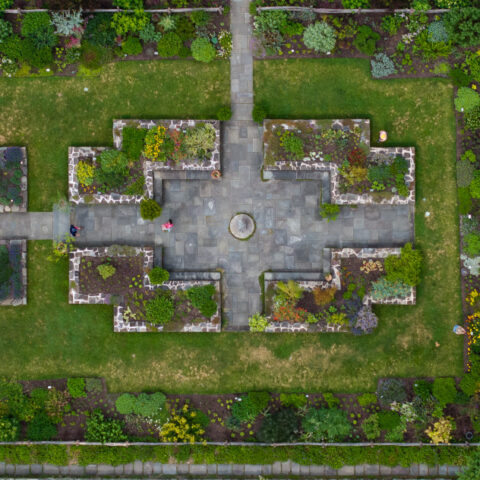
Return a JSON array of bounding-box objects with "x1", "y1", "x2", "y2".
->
[
  {"x1": 68, "y1": 147, "x2": 153, "y2": 206},
  {"x1": 263, "y1": 119, "x2": 415, "y2": 205},
  {"x1": 0, "y1": 239, "x2": 27, "y2": 306},
  {"x1": 69, "y1": 245, "x2": 221, "y2": 332},
  {"x1": 113, "y1": 119, "x2": 221, "y2": 171},
  {"x1": 69, "y1": 120, "x2": 221, "y2": 205},
  {"x1": 262, "y1": 247, "x2": 416, "y2": 333},
  {"x1": 0, "y1": 147, "x2": 27, "y2": 213}
]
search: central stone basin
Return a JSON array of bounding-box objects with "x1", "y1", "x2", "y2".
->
[{"x1": 229, "y1": 213, "x2": 255, "y2": 240}]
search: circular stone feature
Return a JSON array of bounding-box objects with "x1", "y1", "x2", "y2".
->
[{"x1": 229, "y1": 213, "x2": 255, "y2": 240}]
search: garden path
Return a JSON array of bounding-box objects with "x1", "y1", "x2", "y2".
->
[{"x1": 0, "y1": 212, "x2": 52, "y2": 240}]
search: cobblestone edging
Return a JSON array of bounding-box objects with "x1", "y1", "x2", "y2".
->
[
  {"x1": 262, "y1": 247, "x2": 415, "y2": 333},
  {"x1": 0, "y1": 239, "x2": 27, "y2": 306},
  {"x1": 68, "y1": 146, "x2": 153, "y2": 206},
  {"x1": 113, "y1": 119, "x2": 221, "y2": 171},
  {"x1": 0, "y1": 460, "x2": 462, "y2": 477},
  {"x1": 331, "y1": 248, "x2": 416, "y2": 305},
  {"x1": 69, "y1": 120, "x2": 221, "y2": 206},
  {"x1": 69, "y1": 246, "x2": 221, "y2": 333},
  {"x1": 0, "y1": 147, "x2": 28, "y2": 213},
  {"x1": 263, "y1": 119, "x2": 415, "y2": 205}
]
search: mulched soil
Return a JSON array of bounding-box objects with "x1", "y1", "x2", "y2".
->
[
  {"x1": 17, "y1": 377, "x2": 480, "y2": 442},
  {"x1": 78, "y1": 255, "x2": 145, "y2": 295}
]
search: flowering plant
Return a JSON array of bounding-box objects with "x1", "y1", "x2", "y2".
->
[
  {"x1": 466, "y1": 312, "x2": 480, "y2": 357},
  {"x1": 273, "y1": 304, "x2": 309, "y2": 323},
  {"x1": 144, "y1": 126, "x2": 167, "y2": 161},
  {"x1": 160, "y1": 403, "x2": 205, "y2": 443}
]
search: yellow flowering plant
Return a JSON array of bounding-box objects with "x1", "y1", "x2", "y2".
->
[
  {"x1": 466, "y1": 289, "x2": 480, "y2": 307},
  {"x1": 467, "y1": 312, "x2": 480, "y2": 357},
  {"x1": 144, "y1": 126, "x2": 167, "y2": 162},
  {"x1": 77, "y1": 160, "x2": 95, "y2": 186},
  {"x1": 159, "y1": 403, "x2": 205, "y2": 443}
]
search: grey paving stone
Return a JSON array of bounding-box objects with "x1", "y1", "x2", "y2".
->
[
  {"x1": 30, "y1": 464, "x2": 42, "y2": 475},
  {"x1": 43, "y1": 464, "x2": 61, "y2": 475},
  {"x1": 85, "y1": 464, "x2": 97, "y2": 475},
  {"x1": 217, "y1": 464, "x2": 233, "y2": 475},
  {"x1": 98, "y1": 463, "x2": 115, "y2": 475},
  {"x1": 114, "y1": 464, "x2": 125, "y2": 475},
  {"x1": 338, "y1": 465, "x2": 355, "y2": 475},
  {"x1": 364, "y1": 464, "x2": 380, "y2": 475},
  {"x1": 133, "y1": 459, "x2": 143, "y2": 474},
  {"x1": 69, "y1": 464, "x2": 86, "y2": 476},
  {"x1": 190, "y1": 464, "x2": 207, "y2": 475},
  {"x1": 232, "y1": 463, "x2": 245, "y2": 475},
  {"x1": 162, "y1": 463, "x2": 177, "y2": 475},
  {"x1": 0, "y1": 462, "x2": 5, "y2": 474},
  {"x1": 245, "y1": 464, "x2": 262, "y2": 475},
  {"x1": 5, "y1": 464, "x2": 15, "y2": 475},
  {"x1": 123, "y1": 462, "x2": 134, "y2": 474},
  {"x1": 177, "y1": 463, "x2": 190, "y2": 474},
  {"x1": 14, "y1": 464, "x2": 30, "y2": 475}
]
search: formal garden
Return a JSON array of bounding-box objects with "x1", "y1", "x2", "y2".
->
[
  {"x1": 1, "y1": 0, "x2": 480, "y2": 476},
  {"x1": 0, "y1": 0, "x2": 231, "y2": 77}
]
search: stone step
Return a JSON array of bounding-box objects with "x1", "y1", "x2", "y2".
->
[
  {"x1": 264, "y1": 271, "x2": 324, "y2": 282},
  {"x1": 169, "y1": 271, "x2": 221, "y2": 281},
  {"x1": 323, "y1": 247, "x2": 332, "y2": 274},
  {"x1": 155, "y1": 170, "x2": 212, "y2": 181},
  {"x1": 153, "y1": 177, "x2": 163, "y2": 204},
  {"x1": 153, "y1": 246, "x2": 163, "y2": 267}
]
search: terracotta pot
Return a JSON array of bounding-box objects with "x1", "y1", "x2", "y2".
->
[{"x1": 211, "y1": 169, "x2": 221, "y2": 179}]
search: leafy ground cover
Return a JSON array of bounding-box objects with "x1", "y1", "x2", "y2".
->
[{"x1": 0, "y1": 59, "x2": 230, "y2": 210}]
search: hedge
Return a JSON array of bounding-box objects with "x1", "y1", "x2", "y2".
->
[{"x1": 0, "y1": 445, "x2": 477, "y2": 468}]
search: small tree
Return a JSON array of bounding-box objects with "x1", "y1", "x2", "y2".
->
[
  {"x1": 148, "y1": 267, "x2": 169, "y2": 285},
  {"x1": 191, "y1": 37, "x2": 216, "y2": 63},
  {"x1": 140, "y1": 199, "x2": 162, "y2": 221}
]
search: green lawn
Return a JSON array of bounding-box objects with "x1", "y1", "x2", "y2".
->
[
  {"x1": 0, "y1": 58, "x2": 463, "y2": 394},
  {"x1": 0, "y1": 60, "x2": 230, "y2": 211}
]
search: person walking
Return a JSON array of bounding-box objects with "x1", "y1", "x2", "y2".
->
[
  {"x1": 69, "y1": 224, "x2": 82, "y2": 237},
  {"x1": 161, "y1": 219, "x2": 174, "y2": 232}
]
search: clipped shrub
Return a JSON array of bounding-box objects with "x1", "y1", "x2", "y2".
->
[
  {"x1": 248, "y1": 313, "x2": 269, "y2": 332},
  {"x1": 139, "y1": 23, "x2": 161, "y2": 43},
  {"x1": 191, "y1": 37, "x2": 215, "y2": 63},
  {"x1": 371, "y1": 53, "x2": 397, "y2": 78},
  {"x1": 357, "y1": 393, "x2": 377, "y2": 407},
  {"x1": 133, "y1": 392, "x2": 166, "y2": 417},
  {"x1": 457, "y1": 160, "x2": 475, "y2": 187},
  {"x1": 449, "y1": 67, "x2": 471, "y2": 87},
  {"x1": 85, "y1": 410, "x2": 127, "y2": 443},
  {"x1": 27, "y1": 413, "x2": 57, "y2": 441},
  {"x1": 460, "y1": 373, "x2": 480, "y2": 396},
  {"x1": 302, "y1": 408, "x2": 352, "y2": 442},
  {"x1": 279, "y1": 393, "x2": 308, "y2": 409},
  {"x1": 217, "y1": 106, "x2": 232, "y2": 121},
  {"x1": 320, "y1": 203, "x2": 340, "y2": 222},
  {"x1": 157, "y1": 32, "x2": 181, "y2": 57},
  {"x1": 252, "y1": 103, "x2": 267, "y2": 124},
  {"x1": 257, "y1": 408, "x2": 299, "y2": 443},
  {"x1": 122, "y1": 36, "x2": 143, "y2": 55},
  {"x1": 145, "y1": 292, "x2": 174, "y2": 325},
  {"x1": 361, "y1": 413, "x2": 380, "y2": 440},
  {"x1": 186, "y1": 284, "x2": 217, "y2": 317},
  {"x1": 96, "y1": 263, "x2": 115, "y2": 280},
  {"x1": 455, "y1": 87, "x2": 480, "y2": 113},
  {"x1": 80, "y1": 42, "x2": 113, "y2": 69},
  {"x1": 462, "y1": 150, "x2": 477, "y2": 163},
  {"x1": 0, "y1": 417, "x2": 19, "y2": 441},
  {"x1": 140, "y1": 199, "x2": 162, "y2": 220},
  {"x1": 377, "y1": 378, "x2": 407, "y2": 406},
  {"x1": 432, "y1": 378, "x2": 457, "y2": 406},
  {"x1": 67, "y1": 378, "x2": 86, "y2": 398},
  {"x1": 21, "y1": 12, "x2": 57, "y2": 48},
  {"x1": 115, "y1": 393, "x2": 136, "y2": 414},
  {"x1": 458, "y1": 451, "x2": 480, "y2": 480},
  {"x1": 148, "y1": 267, "x2": 169, "y2": 285},
  {"x1": 342, "y1": 0, "x2": 370, "y2": 6},
  {"x1": 353, "y1": 25, "x2": 380, "y2": 56},
  {"x1": 384, "y1": 243, "x2": 422, "y2": 287},
  {"x1": 378, "y1": 410, "x2": 402, "y2": 430},
  {"x1": 303, "y1": 21, "x2": 336, "y2": 53},
  {"x1": 77, "y1": 161, "x2": 95, "y2": 186},
  {"x1": 122, "y1": 126, "x2": 147, "y2": 161}
]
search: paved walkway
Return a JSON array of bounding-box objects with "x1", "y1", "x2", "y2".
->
[
  {"x1": 0, "y1": 212, "x2": 53, "y2": 240},
  {"x1": 0, "y1": 460, "x2": 462, "y2": 477}
]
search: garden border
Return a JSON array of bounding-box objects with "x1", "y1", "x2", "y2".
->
[
  {"x1": 0, "y1": 239, "x2": 27, "y2": 307},
  {"x1": 0, "y1": 147, "x2": 28, "y2": 213}
]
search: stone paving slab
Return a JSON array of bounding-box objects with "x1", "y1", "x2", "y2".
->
[{"x1": 0, "y1": 213, "x2": 53, "y2": 240}]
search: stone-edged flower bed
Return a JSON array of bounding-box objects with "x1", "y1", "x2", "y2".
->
[
  {"x1": 69, "y1": 245, "x2": 221, "y2": 332},
  {"x1": 262, "y1": 246, "x2": 417, "y2": 333},
  {"x1": 69, "y1": 119, "x2": 221, "y2": 205},
  {"x1": 263, "y1": 119, "x2": 415, "y2": 205},
  {"x1": 0, "y1": 147, "x2": 27, "y2": 213},
  {"x1": 113, "y1": 119, "x2": 221, "y2": 171},
  {"x1": 0, "y1": 239, "x2": 27, "y2": 307}
]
